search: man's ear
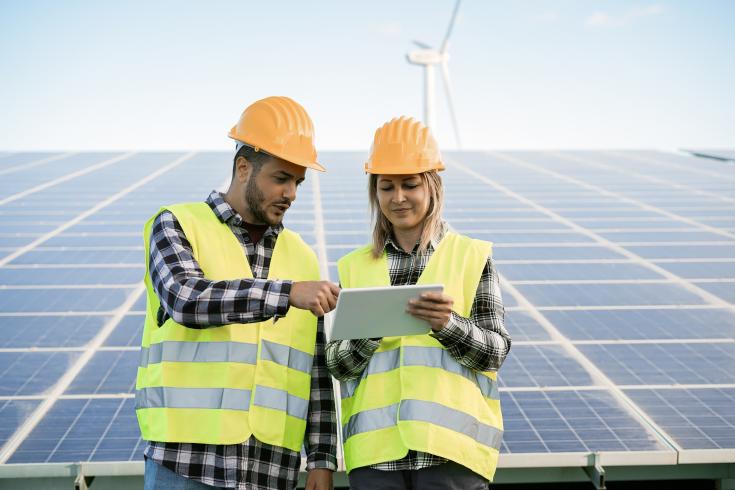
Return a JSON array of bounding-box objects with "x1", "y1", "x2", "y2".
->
[{"x1": 235, "y1": 156, "x2": 251, "y2": 183}]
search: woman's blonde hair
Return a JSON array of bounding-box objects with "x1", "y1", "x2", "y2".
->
[{"x1": 368, "y1": 171, "x2": 444, "y2": 258}]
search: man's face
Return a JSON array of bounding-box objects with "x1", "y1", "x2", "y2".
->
[{"x1": 244, "y1": 157, "x2": 306, "y2": 226}]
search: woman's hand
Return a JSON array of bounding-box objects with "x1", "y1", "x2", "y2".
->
[{"x1": 406, "y1": 292, "x2": 454, "y2": 332}]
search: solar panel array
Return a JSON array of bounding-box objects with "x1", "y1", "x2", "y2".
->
[{"x1": 0, "y1": 149, "x2": 733, "y2": 469}]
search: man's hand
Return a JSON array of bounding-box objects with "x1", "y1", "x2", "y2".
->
[
  {"x1": 304, "y1": 468, "x2": 333, "y2": 490},
  {"x1": 289, "y1": 281, "x2": 340, "y2": 317},
  {"x1": 406, "y1": 291, "x2": 454, "y2": 332}
]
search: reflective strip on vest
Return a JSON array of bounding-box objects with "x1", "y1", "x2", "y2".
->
[
  {"x1": 260, "y1": 340, "x2": 313, "y2": 374},
  {"x1": 400, "y1": 399, "x2": 503, "y2": 450},
  {"x1": 343, "y1": 402, "x2": 399, "y2": 440},
  {"x1": 253, "y1": 385, "x2": 309, "y2": 420},
  {"x1": 340, "y1": 349, "x2": 400, "y2": 400},
  {"x1": 136, "y1": 386, "x2": 252, "y2": 411},
  {"x1": 343, "y1": 399, "x2": 503, "y2": 451},
  {"x1": 139, "y1": 341, "x2": 258, "y2": 367},
  {"x1": 340, "y1": 347, "x2": 497, "y2": 401},
  {"x1": 402, "y1": 346, "x2": 499, "y2": 400}
]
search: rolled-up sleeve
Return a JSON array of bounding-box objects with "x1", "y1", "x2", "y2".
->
[
  {"x1": 148, "y1": 211, "x2": 292, "y2": 328},
  {"x1": 431, "y1": 256, "x2": 511, "y2": 371}
]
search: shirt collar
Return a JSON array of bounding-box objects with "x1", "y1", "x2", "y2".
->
[
  {"x1": 384, "y1": 220, "x2": 449, "y2": 254},
  {"x1": 206, "y1": 190, "x2": 283, "y2": 236}
]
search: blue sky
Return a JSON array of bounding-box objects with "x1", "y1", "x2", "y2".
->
[{"x1": 1, "y1": 0, "x2": 733, "y2": 151}]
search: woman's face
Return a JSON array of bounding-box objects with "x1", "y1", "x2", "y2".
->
[{"x1": 376, "y1": 173, "x2": 430, "y2": 233}]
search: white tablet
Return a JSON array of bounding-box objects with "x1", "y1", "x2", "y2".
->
[{"x1": 327, "y1": 284, "x2": 444, "y2": 341}]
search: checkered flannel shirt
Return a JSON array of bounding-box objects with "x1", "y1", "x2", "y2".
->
[
  {"x1": 144, "y1": 190, "x2": 337, "y2": 489},
  {"x1": 325, "y1": 223, "x2": 511, "y2": 471}
]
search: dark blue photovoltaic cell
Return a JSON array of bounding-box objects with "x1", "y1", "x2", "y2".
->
[
  {"x1": 323, "y1": 232, "x2": 369, "y2": 245},
  {"x1": 131, "y1": 293, "x2": 147, "y2": 312},
  {"x1": 0, "y1": 214, "x2": 77, "y2": 223},
  {"x1": 598, "y1": 231, "x2": 734, "y2": 242},
  {"x1": 456, "y1": 220, "x2": 569, "y2": 230},
  {"x1": 42, "y1": 234, "x2": 142, "y2": 247},
  {"x1": 658, "y1": 262, "x2": 735, "y2": 279},
  {"x1": 628, "y1": 245, "x2": 735, "y2": 259},
  {"x1": 323, "y1": 220, "x2": 369, "y2": 232},
  {"x1": 326, "y1": 246, "x2": 355, "y2": 263},
  {"x1": 0, "y1": 288, "x2": 135, "y2": 312},
  {"x1": 501, "y1": 262, "x2": 663, "y2": 281},
  {"x1": 583, "y1": 220, "x2": 691, "y2": 230},
  {"x1": 545, "y1": 308, "x2": 735, "y2": 340},
  {"x1": 500, "y1": 345, "x2": 594, "y2": 388},
  {"x1": 104, "y1": 315, "x2": 144, "y2": 347},
  {"x1": 0, "y1": 236, "x2": 36, "y2": 248},
  {"x1": 625, "y1": 388, "x2": 735, "y2": 449},
  {"x1": 514, "y1": 283, "x2": 706, "y2": 307},
  {"x1": 503, "y1": 310, "x2": 550, "y2": 341},
  {"x1": 500, "y1": 390, "x2": 668, "y2": 454},
  {"x1": 494, "y1": 246, "x2": 625, "y2": 261},
  {"x1": 8, "y1": 398, "x2": 143, "y2": 463},
  {"x1": 463, "y1": 232, "x2": 593, "y2": 244},
  {"x1": 0, "y1": 316, "x2": 109, "y2": 347},
  {"x1": 0, "y1": 266, "x2": 143, "y2": 285},
  {"x1": 0, "y1": 351, "x2": 79, "y2": 395},
  {"x1": 10, "y1": 249, "x2": 143, "y2": 265},
  {"x1": 66, "y1": 350, "x2": 137, "y2": 395},
  {"x1": 328, "y1": 265, "x2": 338, "y2": 282},
  {"x1": 694, "y1": 282, "x2": 735, "y2": 303},
  {"x1": 500, "y1": 286, "x2": 518, "y2": 307},
  {"x1": 62, "y1": 222, "x2": 143, "y2": 234},
  {"x1": 0, "y1": 400, "x2": 40, "y2": 448},
  {"x1": 578, "y1": 343, "x2": 735, "y2": 385}
]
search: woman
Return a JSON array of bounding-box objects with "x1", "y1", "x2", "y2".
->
[{"x1": 326, "y1": 116, "x2": 512, "y2": 489}]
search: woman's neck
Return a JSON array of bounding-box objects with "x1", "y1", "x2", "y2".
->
[{"x1": 392, "y1": 225, "x2": 423, "y2": 253}]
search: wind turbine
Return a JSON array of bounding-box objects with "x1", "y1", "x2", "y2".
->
[{"x1": 406, "y1": 0, "x2": 462, "y2": 148}]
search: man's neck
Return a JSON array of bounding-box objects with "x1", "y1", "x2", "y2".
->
[{"x1": 224, "y1": 189, "x2": 261, "y2": 224}]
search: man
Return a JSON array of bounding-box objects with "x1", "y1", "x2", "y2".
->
[{"x1": 136, "y1": 96, "x2": 340, "y2": 490}]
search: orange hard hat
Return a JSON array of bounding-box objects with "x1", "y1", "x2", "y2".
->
[
  {"x1": 228, "y1": 96, "x2": 325, "y2": 172},
  {"x1": 364, "y1": 116, "x2": 445, "y2": 174}
]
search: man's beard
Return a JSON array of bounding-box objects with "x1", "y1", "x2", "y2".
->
[{"x1": 245, "y1": 175, "x2": 283, "y2": 226}]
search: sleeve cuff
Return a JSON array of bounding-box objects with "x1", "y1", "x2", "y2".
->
[
  {"x1": 306, "y1": 453, "x2": 338, "y2": 471},
  {"x1": 352, "y1": 338, "x2": 381, "y2": 356},
  {"x1": 430, "y1": 312, "x2": 468, "y2": 348},
  {"x1": 268, "y1": 280, "x2": 292, "y2": 320}
]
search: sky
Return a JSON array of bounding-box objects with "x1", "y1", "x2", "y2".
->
[{"x1": 1, "y1": 0, "x2": 733, "y2": 152}]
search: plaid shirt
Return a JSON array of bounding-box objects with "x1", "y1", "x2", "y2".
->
[
  {"x1": 144, "y1": 191, "x2": 337, "y2": 489},
  {"x1": 326, "y1": 223, "x2": 511, "y2": 472}
]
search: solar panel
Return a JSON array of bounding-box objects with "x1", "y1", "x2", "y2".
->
[
  {"x1": 0, "y1": 149, "x2": 733, "y2": 484},
  {"x1": 684, "y1": 149, "x2": 735, "y2": 162}
]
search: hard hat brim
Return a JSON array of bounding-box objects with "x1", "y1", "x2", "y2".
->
[
  {"x1": 364, "y1": 161, "x2": 445, "y2": 174},
  {"x1": 229, "y1": 134, "x2": 326, "y2": 172}
]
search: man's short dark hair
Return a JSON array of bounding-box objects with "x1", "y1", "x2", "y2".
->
[{"x1": 232, "y1": 145, "x2": 272, "y2": 179}]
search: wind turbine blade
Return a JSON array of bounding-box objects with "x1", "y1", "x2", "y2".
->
[
  {"x1": 440, "y1": 60, "x2": 462, "y2": 148},
  {"x1": 412, "y1": 39, "x2": 433, "y2": 49},
  {"x1": 440, "y1": 0, "x2": 462, "y2": 54}
]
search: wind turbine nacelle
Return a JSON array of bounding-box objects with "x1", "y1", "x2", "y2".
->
[{"x1": 406, "y1": 49, "x2": 448, "y2": 65}]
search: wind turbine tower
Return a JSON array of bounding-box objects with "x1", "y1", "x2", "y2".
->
[{"x1": 406, "y1": 0, "x2": 463, "y2": 148}]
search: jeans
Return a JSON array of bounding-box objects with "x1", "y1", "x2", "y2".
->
[
  {"x1": 348, "y1": 460, "x2": 489, "y2": 490},
  {"x1": 144, "y1": 457, "x2": 225, "y2": 490}
]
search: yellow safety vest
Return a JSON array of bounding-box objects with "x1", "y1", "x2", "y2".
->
[
  {"x1": 136, "y1": 202, "x2": 319, "y2": 451},
  {"x1": 337, "y1": 232, "x2": 503, "y2": 480}
]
